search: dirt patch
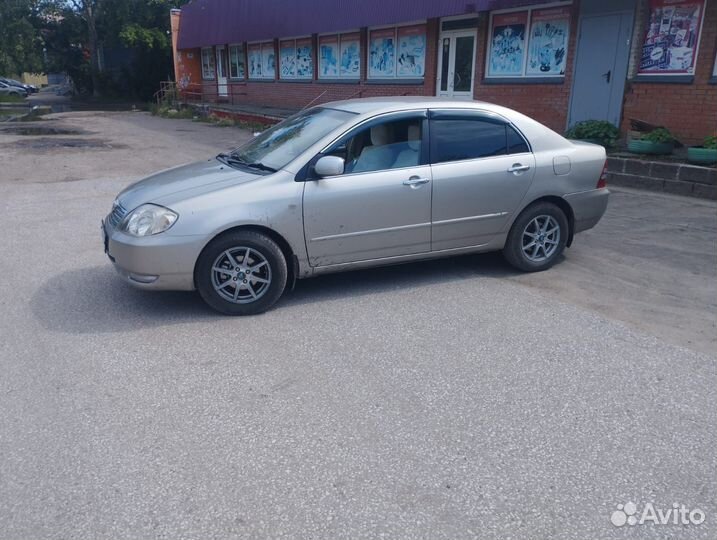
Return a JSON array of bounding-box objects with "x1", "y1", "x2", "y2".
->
[{"x1": 3, "y1": 137, "x2": 126, "y2": 150}]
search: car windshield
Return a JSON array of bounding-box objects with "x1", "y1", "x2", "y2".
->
[{"x1": 230, "y1": 107, "x2": 354, "y2": 171}]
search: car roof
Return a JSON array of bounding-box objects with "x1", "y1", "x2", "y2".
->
[{"x1": 322, "y1": 96, "x2": 508, "y2": 115}]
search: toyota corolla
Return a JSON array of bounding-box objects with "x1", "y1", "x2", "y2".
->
[{"x1": 102, "y1": 97, "x2": 609, "y2": 315}]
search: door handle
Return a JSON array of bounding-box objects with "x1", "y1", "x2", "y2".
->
[
  {"x1": 602, "y1": 69, "x2": 611, "y2": 83},
  {"x1": 403, "y1": 176, "x2": 430, "y2": 188},
  {"x1": 507, "y1": 164, "x2": 530, "y2": 174}
]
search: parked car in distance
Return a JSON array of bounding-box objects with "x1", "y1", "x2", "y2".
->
[
  {"x1": 0, "y1": 81, "x2": 28, "y2": 98},
  {"x1": 0, "y1": 77, "x2": 37, "y2": 94},
  {"x1": 103, "y1": 97, "x2": 609, "y2": 315}
]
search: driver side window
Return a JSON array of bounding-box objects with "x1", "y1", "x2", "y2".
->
[{"x1": 326, "y1": 116, "x2": 424, "y2": 174}]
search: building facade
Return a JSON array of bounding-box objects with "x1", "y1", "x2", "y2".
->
[{"x1": 170, "y1": 0, "x2": 717, "y2": 144}]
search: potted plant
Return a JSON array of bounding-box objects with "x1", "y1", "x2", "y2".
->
[
  {"x1": 687, "y1": 135, "x2": 717, "y2": 165},
  {"x1": 565, "y1": 120, "x2": 620, "y2": 148},
  {"x1": 627, "y1": 127, "x2": 675, "y2": 155}
]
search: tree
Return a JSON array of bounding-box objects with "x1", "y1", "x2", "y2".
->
[
  {"x1": 0, "y1": 0, "x2": 44, "y2": 75},
  {"x1": 68, "y1": 0, "x2": 102, "y2": 97}
]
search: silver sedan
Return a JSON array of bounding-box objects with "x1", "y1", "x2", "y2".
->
[{"x1": 103, "y1": 97, "x2": 609, "y2": 315}]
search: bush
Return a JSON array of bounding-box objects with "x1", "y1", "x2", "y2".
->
[
  {"x1": 703, "y1": 135, "x2": 717, "y2": 150},
  {"x1": 641, "y1": 127, "x2": 674, "y2": 144},
  {"x1": 565, "y1": 120, "x2": 620, "y2": 148}
]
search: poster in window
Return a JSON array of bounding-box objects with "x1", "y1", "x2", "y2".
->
[
  {"x1": 340, "y1": 33, "x2": 360, "y2": 77},
  {"x1": 280, "y1": 40, "x2": 296, "y2": 78},
  {"x1": 295, "y1": 38, "x2": 313, "y2": 78},
  {"x1": 369, "y1": 28, "x2": 395, "y2": 77},
  {"x1": 397, "y1": 25, "x2": 426, "y2": 77},
  {"x1": 202, "y1": 48, "x2": 215, "y2": 79},
  {"x1": 319, "y1": 35, "x2": 339, "y2": 77},
  {"x1": 261, "y1": 43, "x2": 275, "y2": 78},
  {"x1": 229, "y1": 46, "x2": 245, "y2": 78},
  {"x1": 638, "y1": 0, "x2": 705, "y2": 75},
  {"x1": 487, "y1": 11, "x2": 528, "y2": 77},
  {"x1": 526, "y1": 7, "x2": 570, "y2": 76},
  {"x1": 248, "y1": 44, "x2": 262, "y2": 78}
]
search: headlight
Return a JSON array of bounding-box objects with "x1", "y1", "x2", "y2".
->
[{"x1": 121, "y1": 204, "x2": 178, "y2": 236}]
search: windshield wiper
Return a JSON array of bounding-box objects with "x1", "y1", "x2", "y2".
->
[
  {"x1": 217, "y1": 153, "x2": 276, "y2": 173},
  {"x1": 243, "y1": 161, "x2": 277, "y2": 173}
]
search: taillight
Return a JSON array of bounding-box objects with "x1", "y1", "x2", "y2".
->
[{"x1": 597, "y1": 159, "x2": 608, "y2": 189}]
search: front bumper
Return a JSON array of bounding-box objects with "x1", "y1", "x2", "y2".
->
[
  {"x1": 102, "y1": 220, "x2": 205, "y2": 291},
  {"x1": 564, "y1": 188, "x2": 609, "y2": 234}
]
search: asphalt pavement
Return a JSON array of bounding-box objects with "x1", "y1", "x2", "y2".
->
[{"x1": 0, "y1": 112, "x2": 715, "y2": 539}]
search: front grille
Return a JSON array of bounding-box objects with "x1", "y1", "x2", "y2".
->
[{"x1": 106, "y1": 201, "x2": 128, "y2": 228}]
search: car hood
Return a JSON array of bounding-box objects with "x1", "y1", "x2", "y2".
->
[{"x1": 117, "y1": 158, "x2": 262, "y2": 211}]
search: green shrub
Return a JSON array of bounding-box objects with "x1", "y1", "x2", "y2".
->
[
  {"x1": 641, "y1": 127, "x2": 674, "y2": 144},
  {"x1": 703, "y1": 135, "x2": 717, "y2": 150},
  {"x1": 565, "y1": 120, "x2": 620, "y2": 148},
  {"x1": 0, "y1": 94, "x2": 25, "y2": 103}
]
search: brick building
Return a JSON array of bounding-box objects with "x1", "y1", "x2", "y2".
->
[{"x1": 170, "y1": 0, "x2": 717, "y2": 144}]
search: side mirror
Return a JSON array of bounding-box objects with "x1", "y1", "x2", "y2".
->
[{"x1": 314, "y1": 155, "x2": 345, "y2": 177}]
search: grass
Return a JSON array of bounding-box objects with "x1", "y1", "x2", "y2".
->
[
  {"x1": 149, "y1": 102, "x2": 271, "y2": 132},
  {"x1": 0, "y1": 94, "x2": 26, "y2": 103}
]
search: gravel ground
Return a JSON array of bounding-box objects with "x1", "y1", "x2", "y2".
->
[{"x1": 0, "y1": 111, "x2": 715, "y2": 539}]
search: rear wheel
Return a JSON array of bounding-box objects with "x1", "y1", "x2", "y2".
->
[
  {"x1": 196, "y1": 230, "x2": 287, "y2": 315},
  {"x1": 503, "y1": 202, "x2": 569, "y2": 272}
]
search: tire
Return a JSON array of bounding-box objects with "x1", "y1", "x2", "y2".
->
[
  {"x1": 195, "y1": 230, "x2": 288, "y2": 315},
  {"x1": 503, "y1": 202, "x2": 569, "y2": 272}
]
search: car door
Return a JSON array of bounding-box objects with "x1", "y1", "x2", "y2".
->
[
  {"x1": 428, "y1": 109, "x2": 535, "y2": 251},
  {"x1": 302, "y1": 111, "x2": 432, "y2": 267}
]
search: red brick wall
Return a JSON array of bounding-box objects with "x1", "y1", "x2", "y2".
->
[
  {"x1": 472, "y1": 4, "x2": 580, "y2": 135},
  {"x1": 621, "y1": 1, "x2": 717, "y2": 145}
]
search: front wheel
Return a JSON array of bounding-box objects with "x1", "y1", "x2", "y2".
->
[
  {"x1": 195, "y1": 230, "x2": 287, "y2": 315},
  {"x1": 503, "y1": 202, "x2": 569, "y2": 272}
]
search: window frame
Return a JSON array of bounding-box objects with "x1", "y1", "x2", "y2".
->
[
  {"x1": 318, "y1": 31, "x2": 361, "y2": 80},
  {"x1": 247, "y1": 41, "x2": 275, "y2": 80},
  {"x1": 228, "y1": 44, "x2": 246, "y2": 80},
  {"x1": 427, "y1": 109, "x2": 532, "y2": 165},
  {"x1": 636, "y1": 0, "x2": 707, "y2": 79},
  {"x1": 485, "y1": 1, "x2": 572, "y2": 81},
  {"x1": 279, "y1": 36, "x2": 314, "y2": 80},
  {"x1": 367, "y1": 21, "x2": 428, "y2": 80},
  {"x1": 201, "y1": 47, "x2": 216, "y2": 80}
]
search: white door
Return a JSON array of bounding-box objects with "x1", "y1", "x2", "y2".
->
[
  {"x1": 436, "y1": 30, "x2": 477, "y2": 99},
  {"x1": 216, "y1": 46, "x2": 228, "y2": 97}
]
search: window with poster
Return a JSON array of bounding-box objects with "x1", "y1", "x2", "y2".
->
[
  {"x1": 318, "y1": 32, "x2": 361, "y2": 79},
  {"x1": 368, "y1": 24, "x2": 427, "y2": 79},
  {"x1": 248, "y1": 42, "x2": 275, "y2": 79},
  {"x1": 637, "y1": 0, "x2": 706, "y2": 77},
  {"x1": 485, "y1": 2, "x2": 571, "y2": 79},
  {"x1": 279, "y1": 37, "x2": 313, "y2": 80},
  {"x1": 201, "y1": 47, "x2": 216, "y2": 80},
  {"x1": 228, "y1": 44, "x2": 245, "y2": 79}
]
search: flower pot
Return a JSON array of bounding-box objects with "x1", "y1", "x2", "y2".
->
[
  {"x1": 627, "y1": 139, "x2": 673, "y2": 155},
  {"x1": 687, "y1": 146, "x2": 717, "y2": 165}
]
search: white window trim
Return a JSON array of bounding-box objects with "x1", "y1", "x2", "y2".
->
[
  {"x1": 636, "y1": 0, "x2": 707, "y2": 78},
  {"x1": 247, "y1": 41, "x2": 275, "y2": 80},
  {"x1": 485, "y1": 1, "x2": 572, "y2": 80},
  {"x1": 279, "y1": 36, "x2": 313, "y2": 80},
  {"x1": 228, "y1": 44, "x2": 246, "y2": 80},
  {"x1": 318, "y1": 30, "x2": 361, "y2": 80},
  {"x1": 201, "y1": 47, "x2": 215, "y2": 80},
  {"x1": 367, "y1": 20, "x2": 428, "y2": 80}
]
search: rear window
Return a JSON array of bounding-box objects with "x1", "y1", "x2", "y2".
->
[{"x1": 430, "y1": 118, "x2": 530, "y2": 164}]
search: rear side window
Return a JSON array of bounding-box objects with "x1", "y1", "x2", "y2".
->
[
  {"x1": 507, "y1": 125, "x2": 529, "y2": 154},
  {"x1": 430, "y1": 117, "x2": 530, "y2": 164}
]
